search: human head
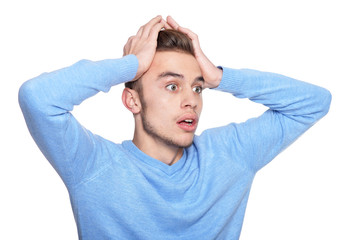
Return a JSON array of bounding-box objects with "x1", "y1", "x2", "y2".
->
[
  {"x1": 124, "y1": 29, "x2": 195, "y2": 91},
  {"x1": 122, "y1": 29, "x2": 203, "y2": 151}
]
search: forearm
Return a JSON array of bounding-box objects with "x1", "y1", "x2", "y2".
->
[
  {"x1": 19, "y1": 55, "x2": 138, "y2": 115},
  {"x1": 215, "y1": 67, "x2": 332, "y2": 124}
]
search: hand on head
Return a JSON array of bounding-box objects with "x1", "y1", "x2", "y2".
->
[
  {"x1": 165, "y1": 16, "x2": 222, "y2": 88},
  {"x1": 123, "y1": 15, "x2": 166, "y2": 80},
  {"x1": 123, "y1": 15, "x2": 222, "y2": 88}
]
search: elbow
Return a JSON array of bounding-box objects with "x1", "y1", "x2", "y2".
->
[
  {"x1": 309, "y1": 87, "x2": 332, "y2": 122},
  {"x1": 294, "y1": 87, "x2": 332, "y2": 125},
  {"x1": 319, "y1": 88, "x2": 332, "y2": 117},
  {"x1": 18, "y1": 78, "x2": 43, "y2": 112},
  {"x1": 18, "y1": 80, "x2": 34, "y2": 109}
]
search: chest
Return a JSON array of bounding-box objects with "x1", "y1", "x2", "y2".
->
[{"x1": 70, "y1": 154, "x2": 254, "y2": 239}]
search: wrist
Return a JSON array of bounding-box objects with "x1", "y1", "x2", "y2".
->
[
  {"x1": 206, "y1": 66, "x2": 223, "y2": 89},
  {"x1": 214, "y1": 67, "x2": 223, "y2": 87}
]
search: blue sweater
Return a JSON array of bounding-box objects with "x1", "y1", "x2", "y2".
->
[{"x1": 19, "y1": 54, "x2": 331, "y2": 239}]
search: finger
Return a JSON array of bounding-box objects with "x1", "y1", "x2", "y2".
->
[
  {"x1": 141, "y1": 15, "x2": 162, "y2": 37},
  {"x1": 178, "y1": 26, "x2": 201, "y2": 48},
  {"x1": 149, "y1": 21, "x2": 166, "y2": 40},
  {"x1": 162, "y1": 19, "x2": 172, "y2": 30},
  {"x1": 166, "y1": 16, "x2": 198, "y2": 43},
  {"x1": 177, "y1": 26, "x2": 197, "y2": 39},
  {"x1": 136, "y1": 26, "x2": 144, "y2": 37},
  {"x1": 165, "y1": 17, "x2": 202, "y2": 52},
  {"x1": 123, "y1": 36, "x2": 134, "y2": 55},
  {"x1": 166, "y1": 15, "x2": 180, "y2": 30},
  {"x1": 176, "y1": 26, "x2": 203, "y2": 57}
]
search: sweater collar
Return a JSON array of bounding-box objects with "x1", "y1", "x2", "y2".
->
[{"x1": 121, "y1": 140, "x2": 188, "y2": 176}]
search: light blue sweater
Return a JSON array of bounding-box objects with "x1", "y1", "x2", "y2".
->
[{"x1": 19, "y1": 54, "x2": 331, "y2": 239}]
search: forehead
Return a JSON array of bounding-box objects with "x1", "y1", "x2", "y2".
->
[{"x1": 145, "y1": 51, "x2": 201, "y2": 78}]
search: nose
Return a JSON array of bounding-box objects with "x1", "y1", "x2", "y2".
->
[{"x1": 181, "y1": 88, "x2": 200, "y2": 109}]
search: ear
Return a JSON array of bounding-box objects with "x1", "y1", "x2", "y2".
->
[{"x1": 122, "y1": 87, "x2": 142, "y2": 114}]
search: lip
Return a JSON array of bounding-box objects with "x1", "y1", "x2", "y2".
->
[{"x1": 176, "y1": 113, "x2": 199, "y2": 132}]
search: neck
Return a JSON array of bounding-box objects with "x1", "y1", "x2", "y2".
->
[{"x1": 132, "y1": 129, "x2": 184, "y2": 166}]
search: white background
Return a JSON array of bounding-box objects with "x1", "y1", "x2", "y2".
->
[{"x1": 1, "y1": 0, "x2": 360, "y2": 239}]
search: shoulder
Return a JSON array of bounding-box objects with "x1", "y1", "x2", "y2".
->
[
  {"x1": 192, "y1": 122, "x2": 251, "y2": 160},
  {"x1": 190, "y1": 123, "x2": 256, "y2": 175},
  {"x1": 195, "y1": 123, "x2": 246, "y2": 146}
]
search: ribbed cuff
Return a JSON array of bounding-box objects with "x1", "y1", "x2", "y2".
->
[
  {"x1": 108, "y1": 54, "x2": 139, "y2": 85},
  {"x1": 213, "y1": 66, "x2": 245, "y2": 96}
]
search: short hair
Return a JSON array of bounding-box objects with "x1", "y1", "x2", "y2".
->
[
  {"x1": 156, "y1": 29, "x2": 194, "y2": 55},
  {"x1": 125, "y1": 29, "x2": 194, "y2": 90}
]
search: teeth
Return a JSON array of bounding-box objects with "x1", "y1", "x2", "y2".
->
[{"x1": 184, "y1": 119, "x2": 193, "y2": 123}]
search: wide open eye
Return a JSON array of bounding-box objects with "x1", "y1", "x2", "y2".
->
[
  {"x1": 166, "y1": 84, "x2": 178, "y2": 91},
  {"x1": 193, "y1": 86, "x2": 203, "y2": 94}
]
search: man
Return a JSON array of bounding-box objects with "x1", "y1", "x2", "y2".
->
[{"x1": 19, "y1": 16, "x2": 331, "y2": 239}]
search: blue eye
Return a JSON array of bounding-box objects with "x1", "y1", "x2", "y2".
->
[
  {"x1": 166, "y1": 84, "x2": 178, "y2": 91},
  {"x1": 193, "y1": 86, "x2": 203, "y2": 94}
]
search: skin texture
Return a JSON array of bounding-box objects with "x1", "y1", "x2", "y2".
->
[
  {"x1": 122, "y1": 16, "x2": 223, "y2": 165},
  {"x1": 141, "y1": 51, "x2": 203, "y2": 164}
]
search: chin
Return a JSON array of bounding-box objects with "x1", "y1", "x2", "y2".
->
[
  {"x1": 141, "y1": 115, "x2": 195, "y2": 148},
  {"x1": 178, "y1": 140, "x2": 193, "y2": 148},
  {"x1": 168, "y1": 135, "x2": 194, "y2": 148},
  {"x1": 179, "y1": 135, "x2": 194, "y2": 148}
]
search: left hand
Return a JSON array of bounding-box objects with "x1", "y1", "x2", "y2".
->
[
  {"x1": 166, "y1": 16, "x2": 223, "y2": 89},
  {"x1": 123, "y1": 16, "x2": 167, "y2": 81}
]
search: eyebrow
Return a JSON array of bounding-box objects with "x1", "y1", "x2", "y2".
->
[{"x1": 157, "y1": 71, "x2": 204, "y2": 83}]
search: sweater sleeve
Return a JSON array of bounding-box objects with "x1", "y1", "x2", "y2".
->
[
  {"x1": 18, "y1": 55, "x2": 138, "y2": 186},
  {"x1": 213, "y1": 67, "x2": 332, "y2": 172}
]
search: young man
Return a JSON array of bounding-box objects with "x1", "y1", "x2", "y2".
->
[{"x1": 19, "y1": 16, "x2": 331, "y2": 239}]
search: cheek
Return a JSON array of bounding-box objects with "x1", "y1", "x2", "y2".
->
[
  {"x1": 158, "y1": 98, "x2": 179, "y2": 117},
  {"x1": 197, "y1": 97, "x2": 203, "y2": 113},
  {"x1": 144, "y1": 96, "x2": 177, "y2": 120}
]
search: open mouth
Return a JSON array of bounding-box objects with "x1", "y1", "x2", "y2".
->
[
  {"x1": 176, "y1": 114, "x2": 198, "y2": 132},
  {"x1": 179, "y1": 119, "x2": 194, "y2": 126}
]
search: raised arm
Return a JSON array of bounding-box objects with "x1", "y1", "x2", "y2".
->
[
  {"x1": 18, "y1": 16, "x2": 166, "y2": 187},
  {"x1": 216, "y1": 67, "x2": 331, "y2": 171},
  {"x1": 167, "y1": 16, "x2": 331, "y2": 171},
  {"x1": 18, "y1": 55, "x2": 139, "y2": 186}
]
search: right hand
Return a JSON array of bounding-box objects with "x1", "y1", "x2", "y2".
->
[
  {"x1": 166, "y1": 16, "x2": 222, "y2": 89},
  {"x1": 123, "y1": 16, "x2": 168, "y2": 81}
]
